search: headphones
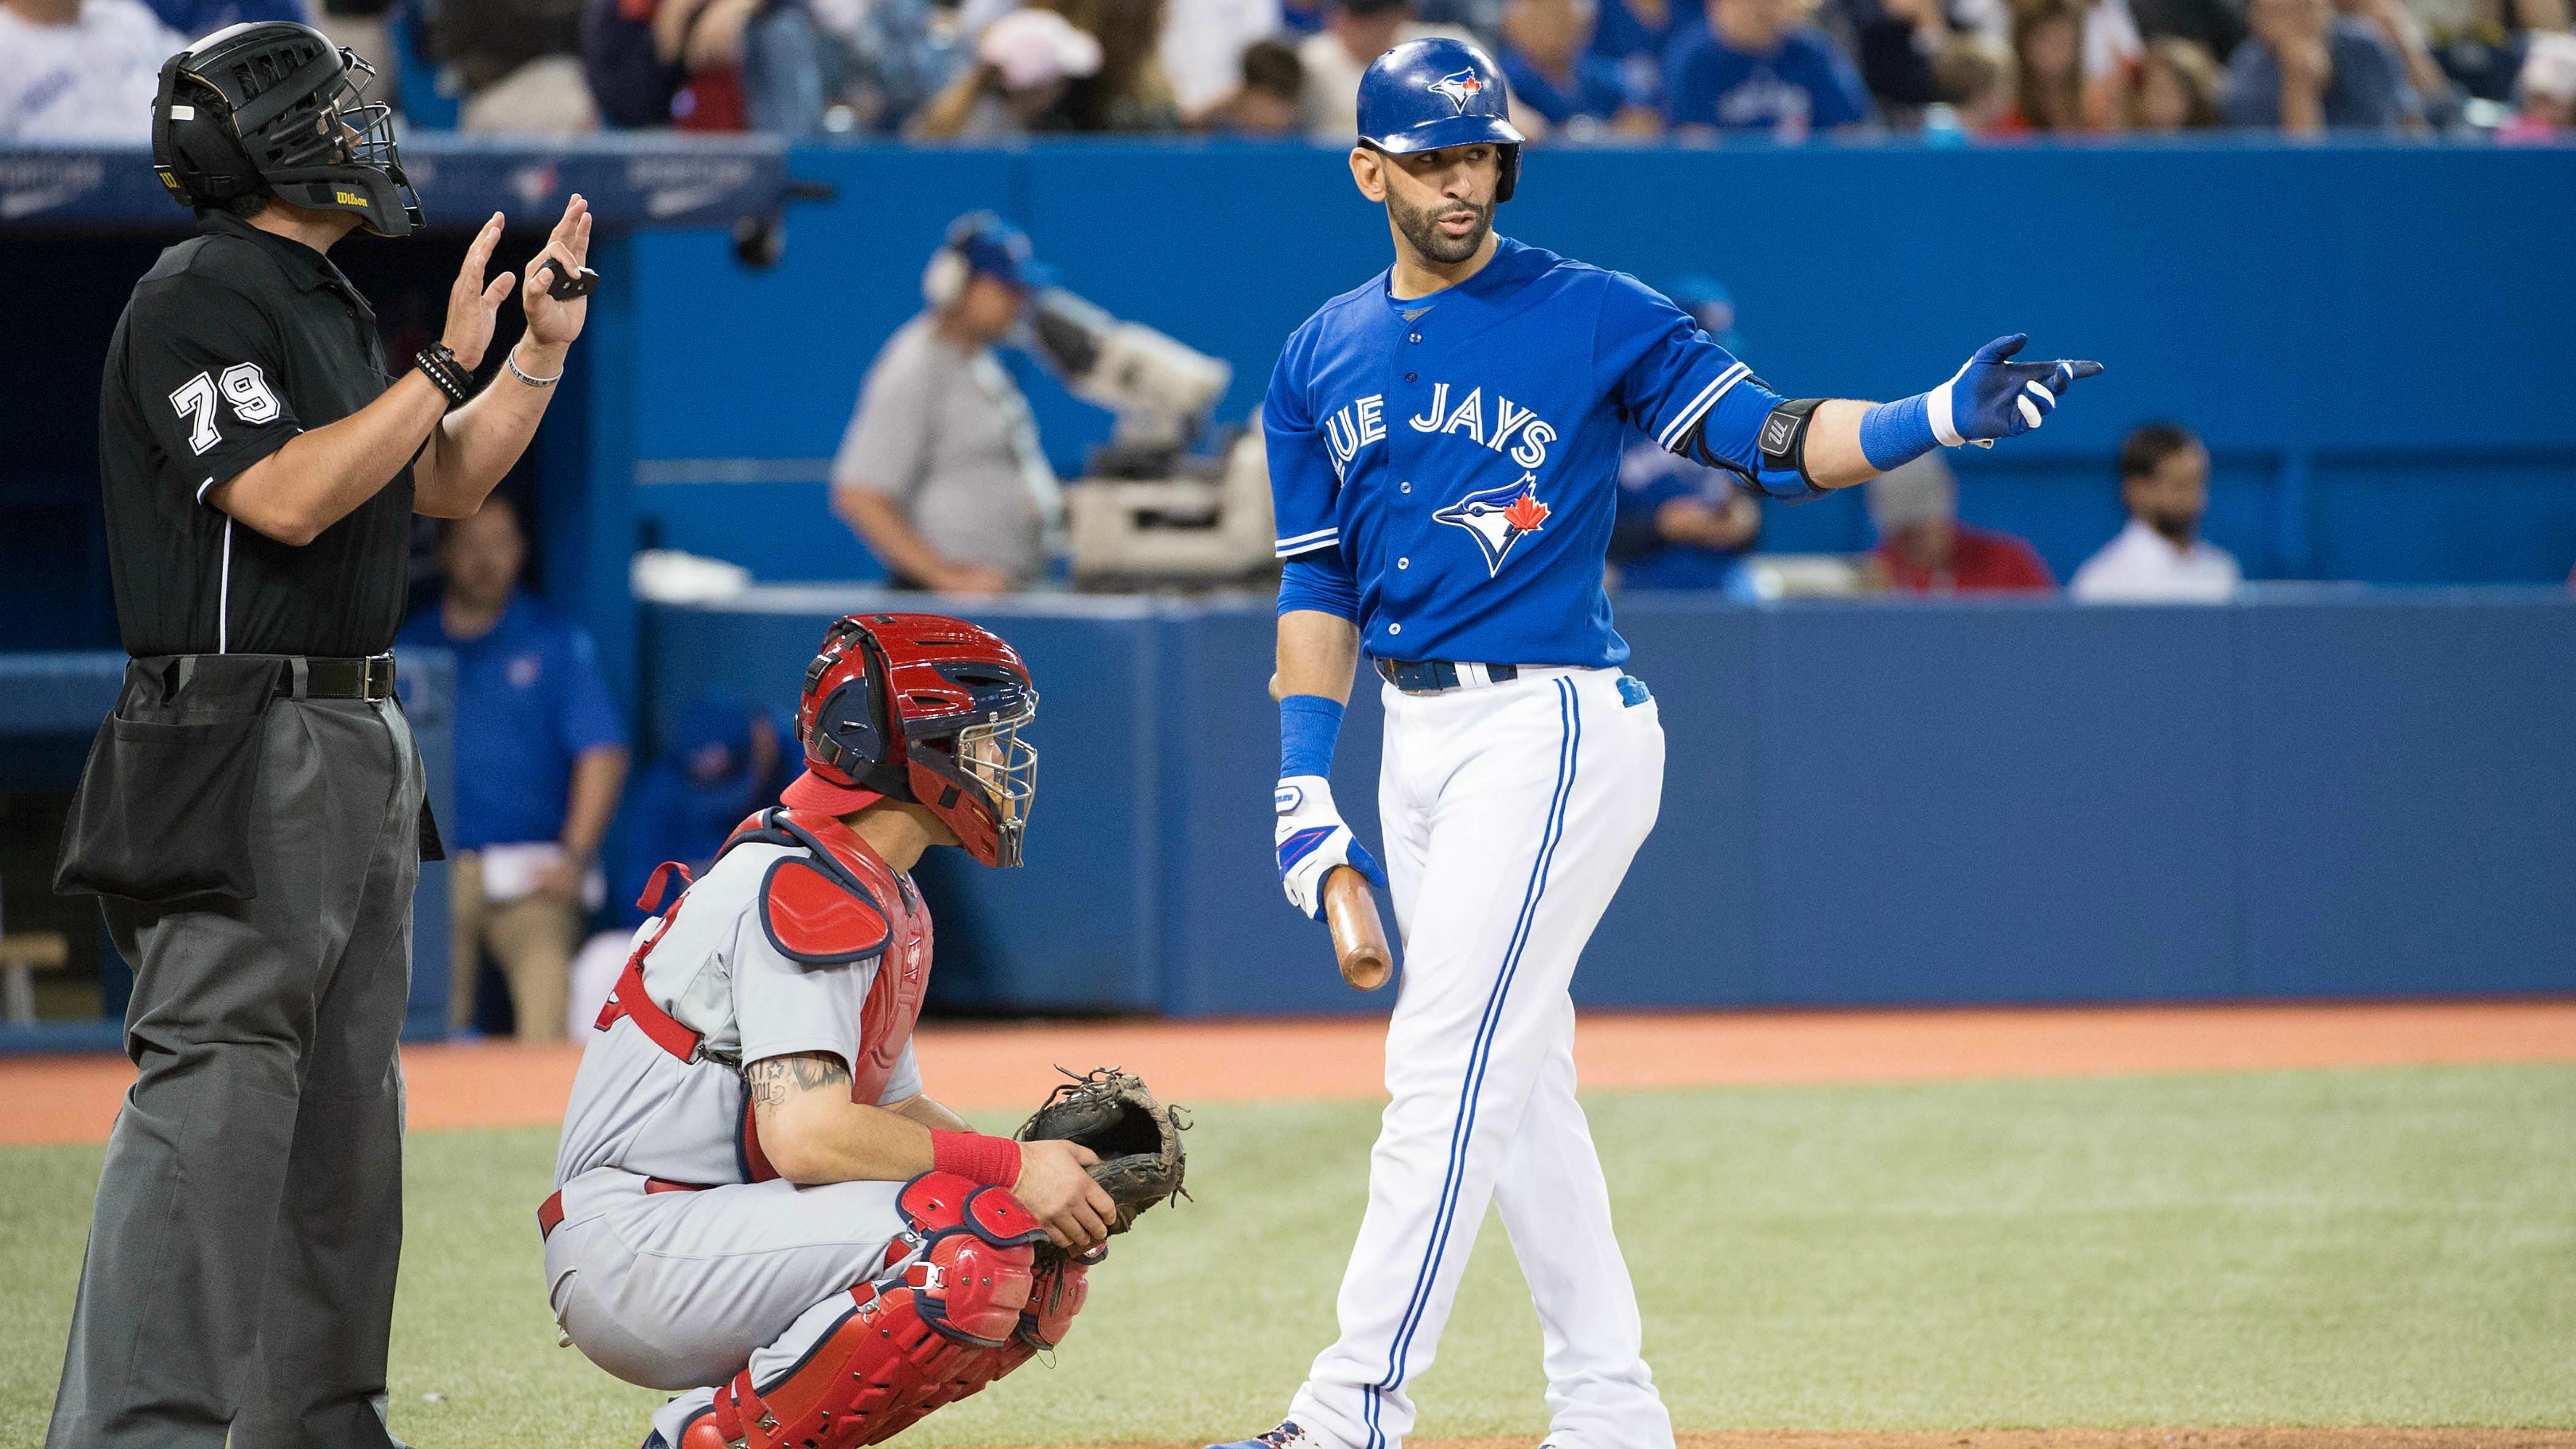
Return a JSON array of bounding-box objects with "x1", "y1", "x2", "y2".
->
[
  {"x1": 920, "y1": 243, "x2": 971, "y2": 311},
  {"x1": 919, "y1": 210, "x2": 1020, "y2": 311}
]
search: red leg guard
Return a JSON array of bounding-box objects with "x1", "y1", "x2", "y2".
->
[{"x1": 679, "y1": 1173, "x2": 1090, "y2": 1449}]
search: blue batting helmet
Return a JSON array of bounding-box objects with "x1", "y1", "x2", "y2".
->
[{"x1": 1356, "y1": 37, "x2": 1524, "y2": 202}]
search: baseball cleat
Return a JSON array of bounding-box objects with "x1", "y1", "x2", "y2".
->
[{"x1": 1207, "y1": 1420, "x2": 1319, "y2": 1449}]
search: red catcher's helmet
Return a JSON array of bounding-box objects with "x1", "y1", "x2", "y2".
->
[{"x1": 782, "y1": 613, "x2": 1039, "y2": 868}]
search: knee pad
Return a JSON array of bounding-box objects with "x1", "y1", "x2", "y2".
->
[{"x1": 680, "y1": 1172, "x2": 1091, "y2": 1449}]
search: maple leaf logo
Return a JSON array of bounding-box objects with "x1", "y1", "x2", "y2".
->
[
  {"x1": 1433, "y1": 474, "x2": 1553, "y2": 577},
  {"x1": 1427, "y1": 69, "x2": 1485, "y2": 113}
]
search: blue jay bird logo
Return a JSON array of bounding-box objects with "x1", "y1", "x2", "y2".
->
[
  {"x1": 1434, "y1": 474, "x2": 1552, "y2": 577},
  {"x1": 1427, "y1": 69, "x2": 1485, "y2": 113}
]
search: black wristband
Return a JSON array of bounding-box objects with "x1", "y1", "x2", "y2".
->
[{"x1": 414, "y1": 343, "x2": 473, "y2": 406}]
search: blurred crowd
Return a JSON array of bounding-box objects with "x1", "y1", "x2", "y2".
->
[{"x1": 6, "y1": 0, "x2": 2574, "y2": 138}]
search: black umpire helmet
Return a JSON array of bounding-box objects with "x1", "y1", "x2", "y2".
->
[{"x1": 151, "y1": 21, "x2": 422, "y2": 238}]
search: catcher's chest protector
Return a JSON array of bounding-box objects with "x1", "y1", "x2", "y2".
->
[
  {"x1": 683, "y1": 1171, "x2": 1090, "y2": 1449},
  {"x1": 718, "y1": 808, "x2": 935, "y2": 1107}
]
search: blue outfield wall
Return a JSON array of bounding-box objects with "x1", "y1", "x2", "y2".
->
[
  {"x1": 631, "y1": 140, "x2": 2576, "y2": 588},
  {"x1": 646, "y1": 589, "x2": 2576, "y2": 1017}
]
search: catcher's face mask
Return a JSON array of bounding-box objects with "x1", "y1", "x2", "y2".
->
[{"x1": 907, "y1": 669, "x2": 1038, "y2": 869}]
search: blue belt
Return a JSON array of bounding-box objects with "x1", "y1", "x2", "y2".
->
[{"x1": 1375, "y1": 658, "x2": 1520, "y2": 693}]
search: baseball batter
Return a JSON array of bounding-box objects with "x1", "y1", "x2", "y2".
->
[
  {"x1": 543, "y1": 612, "x2": 1148, "y2": 1449},
  {"x1": 1231, "y1": 38, "x2": 2102, "y2": 1449}
]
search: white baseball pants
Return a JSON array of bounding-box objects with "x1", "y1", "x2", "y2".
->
[{"x1": 1290, "y1": 665, "x2": 1672, "y2": 1449}]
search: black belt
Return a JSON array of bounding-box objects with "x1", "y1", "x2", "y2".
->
[
  {"x1": 1376, "y1": 658, "x2": 1519, "y2": 693},
  {"x1": 263, "y1": 654, "x2": 398, "y2": 701}
]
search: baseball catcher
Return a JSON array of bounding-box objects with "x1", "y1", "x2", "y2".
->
[{"x1": 541, "y1": 613, "x2": 1185, "y2": 1449}]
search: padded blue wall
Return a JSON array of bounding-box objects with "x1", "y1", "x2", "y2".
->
[
  {"x1": 644, "y1": 590, "x2": 2576, "y2": 1016},
  {"x1": 630, "y1": 139, "x2": 2576, "y2": 587}
]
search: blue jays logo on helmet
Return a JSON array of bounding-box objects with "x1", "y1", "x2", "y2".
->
[
  {"x1": 1427, "y1": 68, "x2": 1485, "y2": 113},
  {"x1": 1433, "y1": 474, "x2": 1553, "y2": 577},
  {"x1": 1356, "y1": 37, "x2": 1526, "y2": 199}
]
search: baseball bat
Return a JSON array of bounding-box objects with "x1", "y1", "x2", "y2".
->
[{"x1": 1323, "y1": 866, "x2": 1393, "y2": 991}]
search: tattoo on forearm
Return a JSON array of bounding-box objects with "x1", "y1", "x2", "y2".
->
[{"x1": 746, "y1": 1052, "x2": 851, "y2": 1110}]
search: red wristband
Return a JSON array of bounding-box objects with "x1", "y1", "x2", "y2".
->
[{"x1": 930, "y1": 1130, "x2": 1023, "y2": 1188}]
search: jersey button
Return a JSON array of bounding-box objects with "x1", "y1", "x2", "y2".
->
[
  {"x1": 1400, "y1": 481, "x2": 1412, "y2": 493},
  {"x1": 1404, "y1": 372, "x2": 1418, "y2": 383},
  {"x1": 1398, "y1": 557, "x2": 1410, "y2": 569},
  {"x1": 1407, "y1": 333, "x2": 1422, "y2": 344},
  {"x1": 1388, "y1": 623, "x2": 1402, "y2": 635}
]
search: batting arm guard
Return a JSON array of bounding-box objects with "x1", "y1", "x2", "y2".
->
[{"x1": 1672, "y1": 400, "x2": 1829, "y2": 503}]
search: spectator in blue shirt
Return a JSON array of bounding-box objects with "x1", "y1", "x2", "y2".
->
[
  {"x1": 1589, "y1": 0, "x2": 1699, "y2": 109},
  {"x1": 399, "y1": 497, "x2": 628, "y2": 1040},
  {"x1": 613, "y1": 691, "x2": 788, "y2": 929},
  {"x1": 1607, "y1": 278, "x2": 1761, "y2": 589},
  {"x1": 1498, "y1": 0, "x2": 1662, "y2": 134},
  {"x1": 2220, "y1": 0, "x2": 2418, "y2": 129},
  {"x1": 1664, "y1": 0, "x2": 1872, "y2": 134}
]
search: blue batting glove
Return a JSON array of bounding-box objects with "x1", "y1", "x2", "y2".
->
[
  {"x1": 1274, "y1": 775, "x2": 1386, "y2": 920},
  {"x1": 1928, "y1": 335, "x2": 2104, "y2": 448}
]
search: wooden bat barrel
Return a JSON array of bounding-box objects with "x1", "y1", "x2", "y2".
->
[{"x1": 1324, "y1": 866, "x2": 1394, "y2": 991}]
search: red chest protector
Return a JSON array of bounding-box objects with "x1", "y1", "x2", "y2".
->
[
  {"x1": 722, "y1": 806, "x2": 934, "y2": 1106},
  {"x1": 601, "y1": 807, "x2": 934, "y2": 1180}
]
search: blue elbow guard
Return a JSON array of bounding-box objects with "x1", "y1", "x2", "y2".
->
[{"x1": 1746, "y1": 398, "x2": 1827, "y2": 501}]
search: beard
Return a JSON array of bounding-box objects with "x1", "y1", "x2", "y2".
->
[
  {"x1": 1387, "y1": 186, "x2": 1493, "y2": 266},
  {"x1": 2144, "y1": 507, "x2": 2200, "y2": 546}
]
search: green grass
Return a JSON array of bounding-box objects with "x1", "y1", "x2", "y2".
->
[{"x1": 6, "y1": 1065, "x2": 2574, "y2": 1447}]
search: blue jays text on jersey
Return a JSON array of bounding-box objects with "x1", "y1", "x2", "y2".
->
[{"x1": 1267, "y1": 236, "x2": 1813, "y2": 670}]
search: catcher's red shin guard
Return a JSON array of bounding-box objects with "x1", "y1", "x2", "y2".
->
[{"x1": 681, "y1": 1174, "x2": 1087, "y2": 1449}]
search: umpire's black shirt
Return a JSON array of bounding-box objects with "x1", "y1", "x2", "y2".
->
[{"x1": 99, "y1": 208, "x2": 414, "y2": 658}]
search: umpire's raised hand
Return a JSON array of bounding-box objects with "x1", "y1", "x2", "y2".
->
[{"x1": 519, "y1": 193, "x2": 595, "y2": 355}]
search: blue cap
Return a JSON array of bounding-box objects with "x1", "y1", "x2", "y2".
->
[
  {"x1": 947, "y1": 211, "x2": 1055, "y2": 291},
  {"x1": 1356, "y1": 37, "x2": 1525, "y2": 158}
]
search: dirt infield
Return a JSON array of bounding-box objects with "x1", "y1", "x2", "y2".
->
[{"x1": 6, "y1": 998, "x2": 2573, "y2": 1148}]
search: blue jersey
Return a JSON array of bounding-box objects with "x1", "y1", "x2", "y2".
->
[
  {"x1": 396, "y1": 591, "x2": 626, "y2": 850},
  {"x1": 1662, "y1": 21, "x2": 1870, "y2": 134},
  {"x1": 1267, "y1": 237, "x2": 1803, "y2": 668}
]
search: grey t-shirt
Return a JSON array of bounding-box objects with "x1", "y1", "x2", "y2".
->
[
  {"x1": 832, "y1": 313, "x2": 1059, "y2": 586},
  {"x1": 555, "y1": 840, "x2": 924, "y2": 1189}
]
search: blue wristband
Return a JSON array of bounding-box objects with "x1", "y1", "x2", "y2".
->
[
  {"x1": 1280, "y1": 694, "x2": 1344, "y2": 779},
  {"x1": 1858, "y1": 392, "x2": 1940, "y2": 472}
]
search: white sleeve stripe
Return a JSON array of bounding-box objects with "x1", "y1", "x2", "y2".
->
[
  {"x1": 1274, "y1": 526, "x2": 1338, "y2": 548},
  {"x1": 1658, "y1": 363, "x2": 1751, "y2": 453},
  {"x1": 1274, "y1": 530, "x2": 1341, "y2": 558},
  {"x1": 196, "y1": 476, "x2": 216, "y2": 503}
]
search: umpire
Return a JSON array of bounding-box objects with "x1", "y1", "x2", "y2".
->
[{"x1": 48, "y1": 21, "x2": 593, "y2": 1449}]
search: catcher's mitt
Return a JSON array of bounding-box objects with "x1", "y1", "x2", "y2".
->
[{"x1": 1017, "y1": 1066, "x2": 1189, "y2": 1235}]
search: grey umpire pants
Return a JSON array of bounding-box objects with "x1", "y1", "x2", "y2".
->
[{"x1": 47, "y1": 694, "x2": 425, "y2": 1449}]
